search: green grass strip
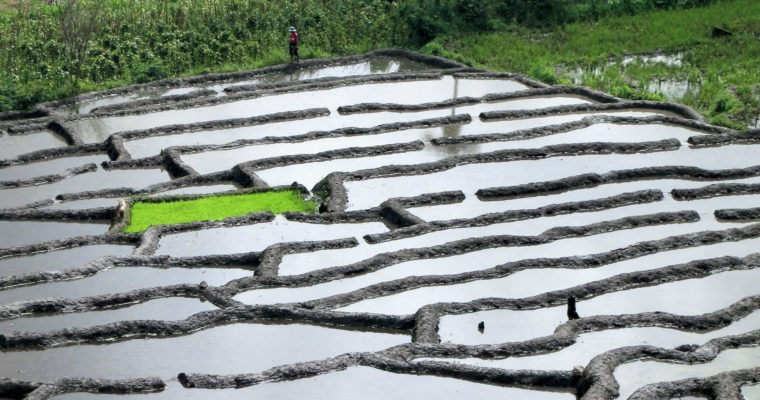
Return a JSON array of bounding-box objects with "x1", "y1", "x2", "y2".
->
[{"x1": 124, "y1": 190, "x2": 316, "y2": 233}]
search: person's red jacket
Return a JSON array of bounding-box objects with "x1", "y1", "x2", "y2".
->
[{"x1": 290, "y1": 32, "x2": 299, "y2": 45}]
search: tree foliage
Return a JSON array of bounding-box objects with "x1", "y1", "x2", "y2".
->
[{"x1": 58, "y1": 0, "x2": 103, "y2": 91}]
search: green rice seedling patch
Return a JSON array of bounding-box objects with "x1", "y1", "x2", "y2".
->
[{"x1": 124, "y1": 190, "x2": 316, "y2": 233}]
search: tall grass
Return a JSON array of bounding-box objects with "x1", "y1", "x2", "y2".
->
[
  {"x1": 0, "y1": 0, "x2": 404, "y2": 111},
  {"x1": 424, "y1": 0, "x2": 760, "y2": 128}
]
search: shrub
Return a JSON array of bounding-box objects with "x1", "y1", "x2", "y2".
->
[
  {"x1": 132, "y1": 62, "x2": 168, "y2": 84},
  {"x1": 529, "y1": 65, "x2": 559, "y2": 84}
]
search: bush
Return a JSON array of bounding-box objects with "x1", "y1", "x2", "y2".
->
[
  {"x1": 529, "y1": 65, "x2": 559, "y2": 84},
  {"x1": 610, "y1": 84, "x2": 665, "y2": 101},
  {"x1": 710, "y1": 90, "x2": 742, "y2": 114},
  {"x1": 708, "y1": 114, "x2": 745, "y2": 129},
  {"x1": 132, "y1": 62, "x2": 168, "y2": 84}
]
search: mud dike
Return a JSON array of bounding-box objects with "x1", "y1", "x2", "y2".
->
[{"x1": 0, "y1": 50, "x2": 759, "y2": 399}]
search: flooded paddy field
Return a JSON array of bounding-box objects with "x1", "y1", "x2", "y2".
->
[
  {"x1": 0, "y1": 130, "x2": 68, "y2": 161},
  {"x1": 1, "y1": 51, "x2": 758, "y2": 399}
]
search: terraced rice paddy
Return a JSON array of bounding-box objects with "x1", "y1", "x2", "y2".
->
[{"x1": 0, "y1": 50, "x2": 759, "y2": 399}]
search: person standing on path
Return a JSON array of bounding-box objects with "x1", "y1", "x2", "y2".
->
[{"x1": 288, "y1": 26, "x2": 300, "y2": 62}]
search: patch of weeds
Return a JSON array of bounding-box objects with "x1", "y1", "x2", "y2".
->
[
  {"x1": 610, "y1": 84, "x2": 665, "y2": 101},
  {"x1": 124, "y1": 190, "x2": 317, "y2": 233},
  {"x1": 132, "y1": 62, "x2": 169, "y2": 84},
  {"x1": 529, "y1": 65, "x2": 558, "y2": 85},
  {"x1": 420, "y1": 38, "x2": 472, "y2": 66}
]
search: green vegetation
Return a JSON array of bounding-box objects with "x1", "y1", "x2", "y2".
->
[
  {"x1": 1, "y1": 0, "x2": 758, "y2": 128},
  {"x1": 420, "y1": 0, "x2": 760, "y2": 128},
  {"x1": 124, "y1": 190, "x2": 317, "y2": 233},
  {"x1": 0, "y1": 0, "x2": 402, "y2": 111}
]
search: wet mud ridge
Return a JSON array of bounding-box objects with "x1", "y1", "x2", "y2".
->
[{"x1": 1, "y1": 50, "x2": 760, "y2": 399}]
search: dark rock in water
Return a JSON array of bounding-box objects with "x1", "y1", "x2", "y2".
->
[
  {"x1": 177, "y1": 372, "x2": 193, "y2": 388},
  {"x1": 198, "y1": 281, "x2": 208, "y2": 290},
  {"x1": 567, "y1": 297, "x2": 580, "y2": 320},
  {"x1": 675, "y1": 344, "x2": 700, "y2": 352},
  {"x1": 477, "y1": 321, "x2": 485, "y2": 333},
  {"x1": 712, "y1": 26, "x2": 733, "y2": 38}
]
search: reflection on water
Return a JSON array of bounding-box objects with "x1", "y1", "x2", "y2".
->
[
  {"x1": 0, "y1": 324, "x2": 407, "y2": 382},
  {"x1": 52, "y1": 367, "x2": 574, "y2": 400},
  {"x1": 647, "y1": 78, "x2": 698, "y2": 100},
  {"x1": 68, "y1": 57, "x2": 433, "y2": 131},
  {"x1": 0, "y1": 130, "x2": 68, "y2": 161},
  {"x1": 559, "y1": 52, "x2": 698, "y2": 101},
  {"x1": 621, "y1": 52, "x2": 684, "y2": 67},
  {"x1": 207, "y1": 57, "x2": 431, "y2": 92},
  {"x1": 73, "y1": 89, "x2": 163, "y2": 115}
]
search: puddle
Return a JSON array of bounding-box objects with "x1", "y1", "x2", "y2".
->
[
  {"x1": 615, "y1": 346, "x2": 760, "y2": 400},
  {"x1": 0, "y1": 167, "x2": 169, "y2": 209},
  {"x1": 0, "y1": 154, "x2": 103, "y2": 182},
  {"x1": 161, "y1": 88, "x2": 201, "y2": 97},
  {"x1": 621, "y1": 53, "x2": 684, "y2": 67},
  {"x1": 647, "y1": 79, "x2": 698, "y2": 100},
  {"x1": 155, "y1": 216, "x2": 387, "y2": 257},
  {"x1": 52, "y1": 367, "x2": 574, "y2": 400},
  {"x1": 45, "y1": 198, "x2": 119, "y2": 210},
  {"x1": 66, "y1": 77, "x2": 529, "y2": 143},
  {"x1": 345, "y1": 144, "x2": 760, "y2": 210},
  {"x1": 0, "y1": 244, "x2": 133, "y2": 278},
  {"x1": 563, "y1": 52, "x2": 685, "y2": 85},
  {"x1": 0, "y1": 297, "x2": 217, "y2": 334},
  {"x1": 0, "y1": 324, "x2": 407, "y2": 382},
  {"x1": 424, "y1": 310, "x2": 760, "y2": 371},
  {"x1": 0, "y1": 130, "x2": 68, "y2": 161},
  {"x1": 435, "y1": 268, "x2": 760, "y2": 344},
  {"x1": 0, "y1": 221, "x2": 108, "y2": 250},
  {"x1": 0, "y1": 267, "x2": 251, "y2": 305},
  {"x1": 149, "y1": 184, "x2": 238, "y2": 197}
]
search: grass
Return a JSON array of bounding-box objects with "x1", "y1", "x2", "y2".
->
[
  {"x1": 0, "y1": 0, "x2": 402, "y2": 111},
  {"x1": 422, "y1": 0, "x2": 760, "y2": 128},
  {"x1": 124, "y1": 190, "x2": 317, "y2": 233}
]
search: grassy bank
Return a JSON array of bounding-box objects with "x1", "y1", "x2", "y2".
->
[
  {"x1": 421, "y1": 0, "x2": 760, "y2": 129},
  {"x1": 124, "y1": 190, "x2": 317, "y2": 233},
  {"x1": 0, "y1": 0, "x2": 403, "y2": 111}
]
